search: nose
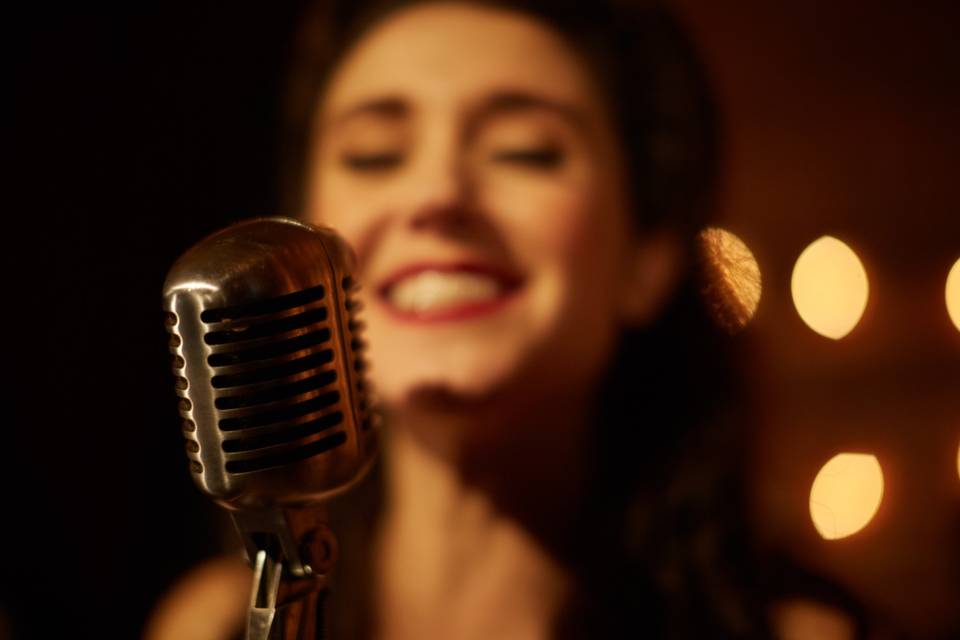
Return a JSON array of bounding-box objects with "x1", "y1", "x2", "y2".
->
[{"x1": 400, "y1": 134, "x2": 473, "y2": 233}]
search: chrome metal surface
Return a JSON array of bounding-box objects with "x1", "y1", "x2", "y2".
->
[
  {"x1": 248, "y1": 550, "x2": 281, "y2": 640},
  {"x1": 163, "y1": 217, "x2": 378, "y2": 639},
  {"x1": 163, "y1": 216, "x2": 378, "y2": 509},
  {"x1": 247, "y1": 547, "x2": 325, "y2": 640}
]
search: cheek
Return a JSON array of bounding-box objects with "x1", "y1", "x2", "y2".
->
[
  {"x1": 479, "y1": 172, "x2": 599, "y2": 263},
  {"x1": 480, "y1": 169, "x2": 629, "y2": 374},
  {"x1": 306, "y1": 166, "x2": 387, "y2": 271},
  {"x1": 479, "y1": 169, "x2": 627, "y2": 299}
]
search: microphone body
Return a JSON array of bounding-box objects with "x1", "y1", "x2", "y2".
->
[{"x1": 163, "y1": 217, "x2": 377, "y2": 639}]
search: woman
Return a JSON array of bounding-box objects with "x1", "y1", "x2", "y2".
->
[{"x1": 149, "y1": 1, "x2": 769, "y2": 637}]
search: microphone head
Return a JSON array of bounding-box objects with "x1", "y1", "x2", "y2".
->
[{"x1": 163, "y1": 217, "x2": 377, "y2": 511}]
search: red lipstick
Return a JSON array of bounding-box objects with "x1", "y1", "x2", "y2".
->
[{"x1": 375, "y1": 261, "x2": 524, "y2": 323}]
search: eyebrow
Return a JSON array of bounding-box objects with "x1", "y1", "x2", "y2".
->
[
  {"x1": 326, "y1": 96, "x2": 408, "y2": 130},
  {"x1": 325, "y1": 89, "x2": 587, "y2": 133},
  {"x1": 473, "y1": 90, "x2": 588, "y2": 132}
]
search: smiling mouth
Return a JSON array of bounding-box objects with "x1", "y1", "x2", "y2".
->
[{"x1": 378, "y1": 263, "x2": 523, "y2": 322}]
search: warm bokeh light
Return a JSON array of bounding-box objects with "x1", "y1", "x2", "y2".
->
[
  {"x1": 809, "y1": 453, "x2": 884, "y2": 540},
  {"x1": 698, "y1": 227, "x2": 762, "y2": 332},
  {"x1": 947, "y1": 257, "x2": 960, "y2": 332},
  {"x1": 791, "y1": 236, "x2": 869, "y2": 339}
]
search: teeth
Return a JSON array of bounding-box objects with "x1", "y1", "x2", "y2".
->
[{"x1": 389, "y1": 271, "x2": 503, "y2": 313}]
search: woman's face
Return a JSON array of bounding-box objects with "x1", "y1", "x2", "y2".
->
[{"x1": 306, "y1": 3, "x2": 648, "y2": 417}]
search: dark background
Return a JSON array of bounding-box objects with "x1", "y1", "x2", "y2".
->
[
  {"x1": 7, "y1": 2, "x2": 960, "y2": 638},
  {"x1": 8, "y1": 4, "x2": 305, "y2": 637}
]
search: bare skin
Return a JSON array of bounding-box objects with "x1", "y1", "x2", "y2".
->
[
  {"x1": 143, "y1": 556, "x2": 251, "y2": 640},
  {"x1": 146, "y1": 4, "x2": 857, "y2": 639},
  {"x1": 306, "y1": 5, "x2": 673, "y2": 638},
  {"x1": 770, "y1": 600, "x2": 857, "y2": 640},
  {"x1": 374, "y1": 418, "x2": 582, "y2": 640}
]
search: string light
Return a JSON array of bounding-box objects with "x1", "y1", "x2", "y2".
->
[
  {"x1": 791, "y1": 236, "x2": 869, "y2": 339},
  {"x1": 809, "y1": 452, "x2": 884, "y2": 540},
  {"x1": 698, "y1": 227, "x2": 762, "y2": 333},
  {"x1": 946, "y1": 257, "x2": 960, "y2": 333}
]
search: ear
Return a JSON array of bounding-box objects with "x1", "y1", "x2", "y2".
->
[{"x1": 617, "y1": 231, "x2": 682, "y2": 327}]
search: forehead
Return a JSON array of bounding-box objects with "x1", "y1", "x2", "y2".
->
[{"x1": 321, "y1": 3, "x2": 597, "y2": 115}]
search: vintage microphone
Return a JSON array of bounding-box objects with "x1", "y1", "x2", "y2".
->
[{"x1": 163, "y1": 217, "x2": 378, "y2": 639}]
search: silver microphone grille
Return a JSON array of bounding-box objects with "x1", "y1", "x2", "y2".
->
[{"x1": 162, "y1": 217, "x2": 377, "y2": 510}]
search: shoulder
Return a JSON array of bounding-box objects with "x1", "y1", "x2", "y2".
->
[
  {"x1": 144, "y1": 555, "x2": 251, "y2": 640},
  {"x1": 769, "y1": 597, "x2": 861, "y2": 640}
]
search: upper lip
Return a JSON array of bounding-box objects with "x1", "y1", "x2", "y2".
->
[{"x1": 375, "y1": 260, "x2": 525, "y2": 298}]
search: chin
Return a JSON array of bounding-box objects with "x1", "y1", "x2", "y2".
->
[
  {"x1": 374, "y1": 339, "x2": 529, "y2": 410},
  {"x1": 363, "y1": 285, "x2": 544, "y2": 406},
  {"x1": 362, "y1": 275, "x2": 605, "y2": 427}
]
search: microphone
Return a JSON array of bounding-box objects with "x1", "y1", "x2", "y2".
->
[{"x1": 162, "y1": 217, "x2": 378, "y2": 639}]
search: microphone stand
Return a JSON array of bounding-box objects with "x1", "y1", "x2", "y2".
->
[{"x1": 233, "y1": 506, "x2": 337, "y2": 640}]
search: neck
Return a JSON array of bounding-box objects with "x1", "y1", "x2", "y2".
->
[{"x1": 373, "y1": 394, "x2": 592, "y2": 640}]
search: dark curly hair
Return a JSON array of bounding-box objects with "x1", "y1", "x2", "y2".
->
[
  {"x1": 281, "y1": 0, "x2": 716, "y2": 233},
  {"x1": 280, "y1": 1, "x2": 767, "y2": 637}
]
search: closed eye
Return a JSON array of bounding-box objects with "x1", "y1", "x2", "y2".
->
[
  {"x1": 340, "y1": 152, "x2": 403, "y2": 171},
  {"x1": 491, "y1": 147, "x2": 564, "y2": 169}
]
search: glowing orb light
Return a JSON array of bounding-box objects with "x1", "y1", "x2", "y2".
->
[
  {"x1": 809, "y1": 452, "x2": 884, "y2": 540},
  {"x1": 947, "y1": 257, "x2": 960, "y2": 333},
  {"x1": 698, "y1": 227, "x2": 762, "y2": 332},
  {"x1": 791, "y1": 236, "x2": 869, "y2": 339}
]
